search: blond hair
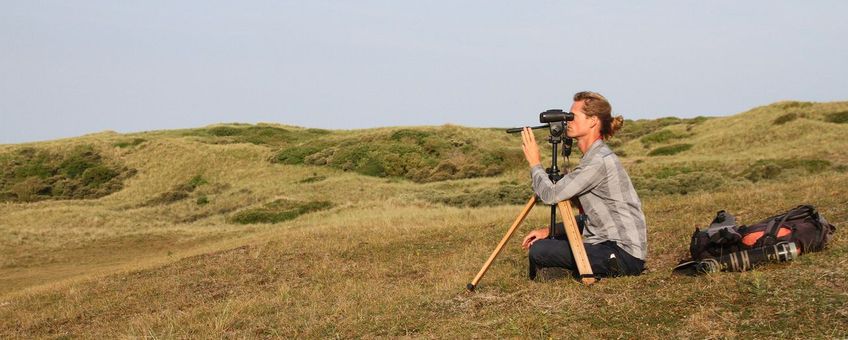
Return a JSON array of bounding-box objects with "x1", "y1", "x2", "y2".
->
[{"x1": 573, "y1": 91, "x2": 624, "y2": 139}]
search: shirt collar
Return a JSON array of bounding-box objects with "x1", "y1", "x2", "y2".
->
[{"x1": 582, "y1": 139, "x2": 605, "y2": 159}]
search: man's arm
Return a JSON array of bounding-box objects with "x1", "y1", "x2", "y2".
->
[{"x1": 530, "y1": 159, "x2": 604, "y2": 205}]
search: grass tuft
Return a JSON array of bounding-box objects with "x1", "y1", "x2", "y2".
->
[
  {"x1": 422, "y1": 183, "x2": 531, "y2": 207},
  {"x1": 229, "y1": 199, "x2": 333, "y2": 224},
  {"x1": 142, "y1": 175, "x2": 209, "y2": 206},
  {"x1": 298, "y1": 174, "x2": 327, "y2": 183},
  {"x1": 741, "y1": 159, "x2": 831, "y2": 182},
  {"x1": 825, "y1": 111, "x2": 848, "y2": 124},
  {"x1": 640, "y1": 129, "x2": 690, "y2": 147},
  {"x1": 114, "y1": 138, "x2": 146, "y2": 148},
  {"x1": 184, "y1": 125, "x2": 329, "y2": 146},
  {"x1": 772, "y1": 112, "x2": 798, "y2": 125},
  {"x1": 647, "y1": 143, "x2": 693, "y2": 156}
]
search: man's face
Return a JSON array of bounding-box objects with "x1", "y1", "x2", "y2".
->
[{"x1": 566, "y1": 100, "x2": 596, "y2": 139}]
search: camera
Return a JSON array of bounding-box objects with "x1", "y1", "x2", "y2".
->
[
  {"x1": 539, "y1": 109, "x2": 574, "y2": 123},
  {"x1": 539, "y1": 110, "x2": 573, "y2": 137},
  {"x1": 506, "y1": 109, "x2": 574, "y2": 137}
]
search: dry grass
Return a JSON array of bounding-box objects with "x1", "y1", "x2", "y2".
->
[{"x1": 1, "y1": 101, "x2": 847, "y2": 337}]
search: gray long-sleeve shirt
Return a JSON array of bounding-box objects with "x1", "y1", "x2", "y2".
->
[{"x1": 531, "y1": 139, "x2": 648, "y2": 260}]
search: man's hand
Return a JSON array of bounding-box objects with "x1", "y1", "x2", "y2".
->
[
  {"x1": 521, "y1": 227, "x2": 550, "y2": 250},
  {"x1": 521, "y1": 127, "x2": 541, "y2": 168}
]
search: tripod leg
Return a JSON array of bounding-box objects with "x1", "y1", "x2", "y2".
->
[
  {"x1": 467, "y1": 195, "x2": 537, "y2": 291},
  {"x1": 557, "y1": 200, "x2": 596, "y2": 285}
]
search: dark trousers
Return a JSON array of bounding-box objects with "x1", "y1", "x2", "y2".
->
[{"x1": 528, "y1": 222, "x2": 645, "y2": 279}]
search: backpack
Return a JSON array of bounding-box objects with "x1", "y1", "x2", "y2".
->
[{"x1": 678, "y1": 205, "x2": 836, "y2": 274}]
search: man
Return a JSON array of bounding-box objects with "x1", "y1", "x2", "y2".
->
[{"x1": 519, "y1": 91, "x2": 647, "y2": 279}]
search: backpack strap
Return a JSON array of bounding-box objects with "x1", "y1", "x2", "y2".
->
[
  {"x1": 759, "y1": 208, "x2": 795, "y2": 247},
  {"x1": 808, "y1": 206, "x2": 835, "y2": 252}
]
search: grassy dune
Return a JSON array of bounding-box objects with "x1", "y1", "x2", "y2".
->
[{"x1": 1, "y1": 101, "x2": 847, "y2": 337}]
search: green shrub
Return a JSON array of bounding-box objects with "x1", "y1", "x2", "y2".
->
[
  {"x1": 390, "y1": 129, "x2": 432, "y2": 144},
  {"x1": 647, "y1": 144, "x2": 693, "y2": 156},
  {"x1": 632, "y1": 171, "x2": 726, "y2": 196},
  {"x1": 240, "y1": 126, "x2": 295, "y2": 145},
  {"x1": 59, "y1": 146, "x2": 101, "y2": 178},
  {"x1": 9, "y1": 177, "x2": 53, "y2": 202},
  {"x1": 825, "y1": 111, "x2": 848, "y2": 124},
  {"x1": 187, "y1": 125, "x2": 330, "y2": 146},
  {"x1": 81, "y1": 166, "x2": 118, "y2": 187},
  {"x1": 305, "y1": 128, "x2": 331, "y2": 134},
  {"x1": 142, "y1": 175, "x2": 208, "y2": 206},
  {"x1": 614, "y1": 117, "x2": 707, "y2": 145},
  {"x1": 775, "y1": 101, "x2": 814, "y2": 110},
  {"x1": 773, "y1": 113, "x2": 798, "y2": 125},
  {"x1": 187, "y1": 175, "x2": 208, "y2": 189},
  {"x1": 298, "y1": 175, "x2": 327, "y2": 183},
  {"x1": 229, "y1": 199, "x2": 333, "y2": 224},
  {"x1": 13, "y1": 157, "x2": 53, "y2": 179},
  {"x1": 273, "y1": 127, "x2": 521, "y2": 182},
  {"x1": 208, "y1": 126, "x2": 241, "y2": 136},
  {"x1": 423, "y1": 183, "x2": 530, "y2": 208},
  {"x1": 196, "y1": 195, "x2": 209, "y2": 205},
  {"x1": 114, "y1": 138, "x2": 146, "y2": 148},
  {"x1": 0, "y1": 145, "x2": 133, "y2": 202},
  {"x1": 689, "y1": 116, "x2": 710, "y2": 125},
  {"x1": 640, "y1": 130, "x2": 689, "y2": 146},
  {"x1": 275, "y1": 145, "x2": 324, "y2": 165},
  {"x1": 742, "y1": 159, "x2": 831, "y2": 182}
]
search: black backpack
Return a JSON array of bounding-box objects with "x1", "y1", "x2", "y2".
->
[{"x1": 680, "y1": 205, "x2": 835, "y2": 273}]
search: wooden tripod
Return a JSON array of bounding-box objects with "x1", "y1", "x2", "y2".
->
[{"x1": 466, "y1": 195, "x2": 596, "y2": 291}]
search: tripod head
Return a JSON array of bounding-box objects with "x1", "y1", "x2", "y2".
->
[{"x1": 506, "y1": 109, "x2": 575, "y2": 163}]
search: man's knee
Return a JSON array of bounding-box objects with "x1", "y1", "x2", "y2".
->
[
  {"x1": 528, "y1": 239, "x2": 552, "y2": 263},
  {"x1": 529, "y1": 239, "x2": 574, "y2": 269}
]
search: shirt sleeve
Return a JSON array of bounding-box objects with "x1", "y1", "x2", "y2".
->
[{"x1": 530, "y1": 156, "x2": 605, "y2": 205}]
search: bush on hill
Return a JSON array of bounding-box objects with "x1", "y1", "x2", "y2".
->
[
  {"x1": 647, "y1": 143, "x2": 693, "y2": 156},
  {"x1": 113, "y1": 138, "x2": 146, "y2": 148},
  {"x1": 773, "y1": 113, "x2": 799, "y2": 125},
  {"x1": 421, "y1": 182, "x2": 531, "y2": 207},
  {"x1": 184, "y1": 125, "x2": 329, "y2": 146},
  {"x1": 142, "y1": 175, "x2": 209, "y2": 206},
  {"x1": 615, "y1": 116, "x2": 708, "y2": 145},
  {"x1": 229, "y1": 199, "x2": 333, "y2": 224},
  {"x1": 0, "y1": 145, "x2": 135, "y2": 202},
  {"x1": 273, "y1": 127, "x2": 523, "y2": 182},
  {"x1": 741, "y1": 159, "x2": 831, "y2": 182},
  {"x1": 640, "y1": 129, "x2": 690, "y2": 147},
  {"x1": 825, "y1": 111, "x2": 848, "y2": 124}
]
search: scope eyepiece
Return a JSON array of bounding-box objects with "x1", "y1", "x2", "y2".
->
[{"x1": 539, "y1": 109, "x2": 574, "y2": 123}]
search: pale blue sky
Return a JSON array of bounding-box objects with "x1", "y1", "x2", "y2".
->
[{"x1": 1, "y1": 1, "x2": 846, "y2": 144}]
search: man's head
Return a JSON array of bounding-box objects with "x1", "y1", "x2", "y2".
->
[{"x1": 568, "y1": 91, "x2": 623, "y2": 140}]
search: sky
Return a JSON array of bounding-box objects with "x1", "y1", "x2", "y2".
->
[{"x1": 1, "y1": 1, "x2": 846, "y2": 144}]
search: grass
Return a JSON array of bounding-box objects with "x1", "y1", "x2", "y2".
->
[{"x1": 1, "y1": 100, "x2": 847, "y2": 337}]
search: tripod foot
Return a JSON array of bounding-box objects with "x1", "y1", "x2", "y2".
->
[{"x1": 466, "y1": 283, "x2": 475, "y2": 291}]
